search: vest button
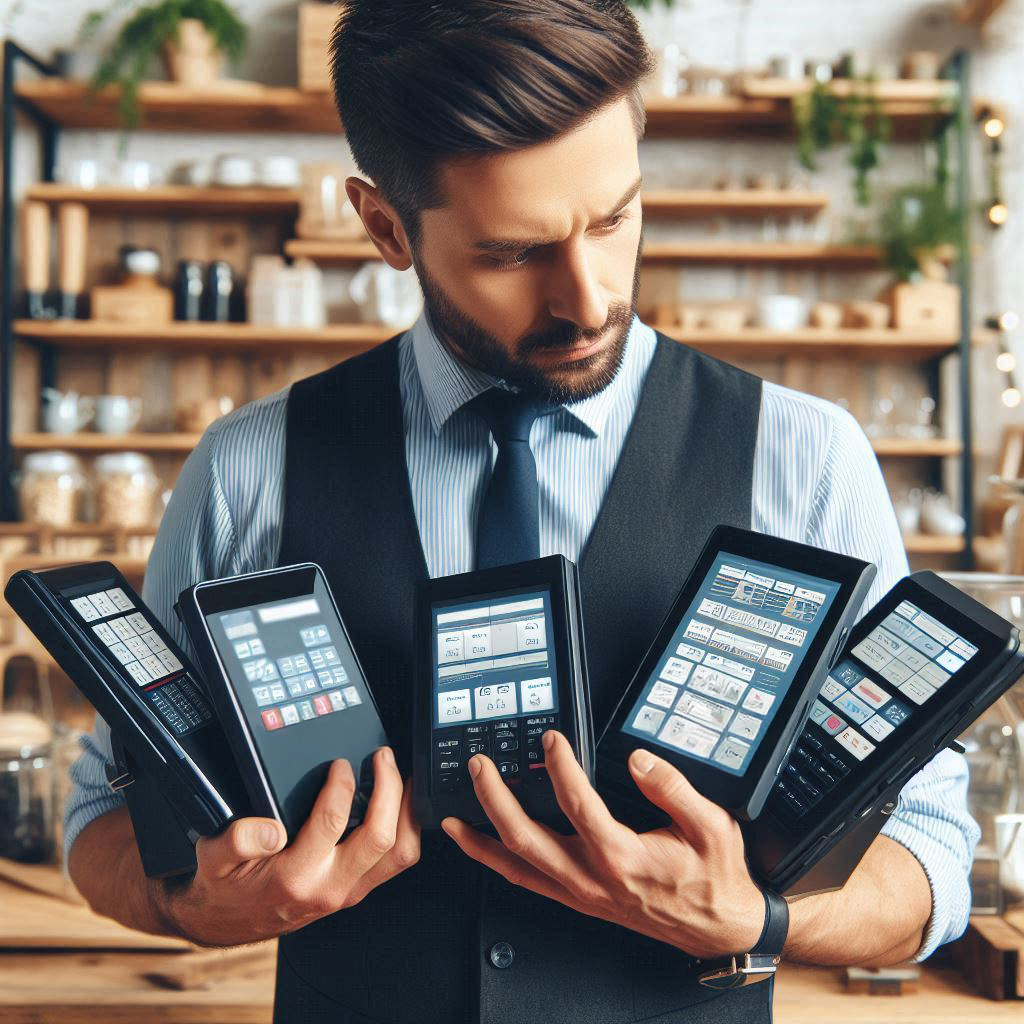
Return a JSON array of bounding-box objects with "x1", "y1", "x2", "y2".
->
[{"x1": 488, "y1": 941, "x2": 515, "y2": 969}]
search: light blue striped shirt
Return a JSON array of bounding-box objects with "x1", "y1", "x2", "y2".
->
[{"x1": 65, "y1": 312, "x2": 978, "y2": 960}]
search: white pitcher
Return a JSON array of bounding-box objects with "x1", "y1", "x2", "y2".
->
[{"x1": 40, "y1": 388, "x2": 93, "y2": 433}]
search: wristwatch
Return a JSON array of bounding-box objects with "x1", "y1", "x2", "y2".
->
[{"x1": 697, "y1": 888, "x2": 789, "y2": 989}]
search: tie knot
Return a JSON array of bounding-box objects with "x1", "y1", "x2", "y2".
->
[{"x1": 464, "y1": 388, "x2": 556, "y2": 443}]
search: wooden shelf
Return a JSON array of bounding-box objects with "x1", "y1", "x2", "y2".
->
[
  {"x1": 642, "y1": 189, "x2": 828, "y2": 217},
  {"x1": 15, "y1": 79, "x2": 963, "y2": 138},
  {"x1": 14, "y1": 80, "x2": 341, "y2": 134},
  {"x1": 903, "y1": 534, "x2": 966, "y2": 555},
  {"x1": 13, "y1": 320, "x2": 397, "y2": 351},
  {"x1": 284, "y1": 238, "x2": 888, "y2": 266},
  {"x1": 740, "y1": 77, "x2": 957, "y2": 103},
  {"x1": 23, "y1": 183, "x2": 300, "y2": 215},
  {"x1": 17, "y1": 321, "x2": 981, "y2": 361},
  {"x1": 871, "y1": 438, "x2": 964, "y2": 457},
  {"x1": 655, "y1": 326, "x2": 961, "y2": 359},
  {"x1": 13, "y1": 433, "x2": 200, "y2": 453}
]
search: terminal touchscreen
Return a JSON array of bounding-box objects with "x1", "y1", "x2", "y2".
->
[
  {"x1": 599, "y1": 526, "x2": 875, "y2": 820},
  {"x1": 178, "y1": 564, "x2": 389, "y2": 840},
  {"x1": 413, "y1": 556, "x2": 593, "y2": 829},
  {"x1": 745, "y1": 570, "x2": 1024, "y2": 895}
]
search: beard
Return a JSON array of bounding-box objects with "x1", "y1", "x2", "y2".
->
[{"x1": 412, "y1": 236, "x2": 644, "y2": 404}]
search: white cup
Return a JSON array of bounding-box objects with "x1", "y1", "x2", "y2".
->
[
  {"x1": 349, "y1": 263, "x2": 423, "y2": 327},
  {"x1": 94, "y1": 395, "x2": 142, "y2": 435},
  {"x1": 756, "y1": 295, "x2": 808, "y2": 332}
]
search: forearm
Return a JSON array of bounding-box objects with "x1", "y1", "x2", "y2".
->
[
  {"x1": 68, "y1": 806, "x2": 186, "y2": 939},
  {"x1": 783, "y1": 835, "x2": 931, "y2": 966}
]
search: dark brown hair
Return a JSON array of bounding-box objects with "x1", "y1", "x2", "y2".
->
[{"x1": 330, "y1": 0, "x2": 654, "y2": 248}]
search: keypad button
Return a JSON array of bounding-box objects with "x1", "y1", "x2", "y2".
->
[
  {"x1": 467, "y1": 741, "x2": 489, "y2": 755},
  {"x1": 488, "y1": 942, "x2": 515, "y2": 969},
  {"x1": 497, "y1": 760, "x2": 520, "y2": 778}
]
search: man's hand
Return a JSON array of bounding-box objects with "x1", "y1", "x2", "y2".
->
[
  {"x1": 166, "y1": 747, "x2": 420, "y2": 947},
  {"x1": 442, "y1": 730, "x2": 764, "y2": 959}
]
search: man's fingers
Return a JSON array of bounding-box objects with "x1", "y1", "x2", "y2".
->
[
  {"x1": 466, "y1": 753, "x2": 582, "y2": 883},
  {"x1": 343, "y1": 778, "x2": 421, "y2": 905},
  {"x1": 627, "y1": 748, "x2": 733, "y2": 850},
  {"x1": 330, "y1": 746, "x2": 404, "y2": 880},
  {"x1": 196, "y1": 816, "x2": 286, "y2": 880},
  {"x1": 543, "y1": 731, "x2": 634, "y2": 856},
  {"x1": 284, "y1": 757, "x2": 359, "y2": 871}
]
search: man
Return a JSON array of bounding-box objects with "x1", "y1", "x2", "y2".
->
[{"x1": 65, "y1": 2, "x2": 978, "y2": 1022}]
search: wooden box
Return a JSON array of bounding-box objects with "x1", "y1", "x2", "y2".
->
[
  {"x1": 299, "y1": 2, "x2": 343, "y2": 93},
  {"x1": 90, "y1": 279, "x2": 174, "y2": 324},
  {"x1": 881, "y1": 280, "x2": 960, "y2": 336}
]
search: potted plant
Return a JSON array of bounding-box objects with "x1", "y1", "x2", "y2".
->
[{"x1": 81, "y1": 0, "x2": 246, "y2": 128}]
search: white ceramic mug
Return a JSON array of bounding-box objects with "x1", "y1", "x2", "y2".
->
[
  {"x1": 94, "y1": 395, "x2": 142, "y2": 434},
  {"x1": 757, "y1": 295, "x2": 808, "y2": 331}
]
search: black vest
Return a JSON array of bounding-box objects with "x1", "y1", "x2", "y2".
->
[{"x1": 275, "y1": 332, "x2": 768, "y2": 1024}]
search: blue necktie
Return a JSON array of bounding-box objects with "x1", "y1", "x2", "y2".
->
[{"x1": 465, "y1": 388, "x2": 555, "y2": 570}]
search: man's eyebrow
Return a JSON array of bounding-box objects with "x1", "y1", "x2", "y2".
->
[{"x1": 473, "y1": 175, "x2": 643, "y2": 253}]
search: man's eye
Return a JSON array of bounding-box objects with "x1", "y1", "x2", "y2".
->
[{"x1": 492, "y1": 248, "x2": 536, "y2": 271}]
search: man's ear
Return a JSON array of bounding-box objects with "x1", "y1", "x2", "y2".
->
[{"x1": 344, "y1": 177, "x2": 414, "y2": 271}]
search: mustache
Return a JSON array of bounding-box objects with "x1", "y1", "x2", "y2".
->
[{"x1": 517, "y1": 302, "x2": 633, "y2": 356}]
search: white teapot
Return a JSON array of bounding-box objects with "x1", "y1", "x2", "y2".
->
[{"x1": 40, "y1": 389, "x2": 93, "y2": 434}]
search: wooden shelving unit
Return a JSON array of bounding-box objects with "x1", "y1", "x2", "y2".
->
[
  {"x1": 641, "y1": 189, "x2": 828, "y2": 217},
  {"x1": 903, "y1": 534, "x2": 967, "y2": 555},
  {"x1": 23, "y1": 183, "x2": 301, "y2": 214},
  {"x1": 872, "y1": 438, "x2": 964, "y2": 457},
  {"x1": 283, "y1": 238, "x2": 889, "y2": 266}
]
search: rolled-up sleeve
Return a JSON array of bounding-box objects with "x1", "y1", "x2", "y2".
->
[{"x1": 795, "y1": 394, "x2": 979, "y2": 959}]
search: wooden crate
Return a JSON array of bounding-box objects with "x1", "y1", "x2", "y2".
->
[
  {"x1": 299, "y1": 2, "x2": 343, "y2": 93},
  {"x1": 948, "y1": 909, "x2": 1024, "y2": 999}
]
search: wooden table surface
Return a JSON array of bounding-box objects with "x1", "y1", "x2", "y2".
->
[{"x1": 0, "y1": 879, "x2": 1018, "y2": 1023}]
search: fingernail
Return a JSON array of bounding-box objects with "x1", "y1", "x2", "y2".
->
[
  {"x1": 440, "y1": 820, "x2": 452, "y2": 835},
  {"x1": 259, "y1": 824, "x2": 279, "y2": 850},
  {"x1": 632, "y1": 751, "x2": 655, "y2": 774},
  {"x1": 382, "y1": 746, "x2": 395, "y2": 767},
  {"x1": 542, "y1": 730, "x2": 554, "y2": 751},
  {"x1": 469, "y1": 756, "x2": 481, "y2": 778}
]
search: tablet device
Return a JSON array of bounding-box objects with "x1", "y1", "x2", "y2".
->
[
  {"x1": 745, "y1": 570, "x2": 1024, "y2": 895},
  {"x1": 177, "y1": 563, "x2": 389, "y2": 840},
  {"x1": 598, "y1": 526, "x2": 876, "y2": 820},
  {"x1": 5, "y1": 562, "x2": 249, "y2": 876},
  {"x1": 412, "y1": 555, "x2": 593, "y2": 830}
]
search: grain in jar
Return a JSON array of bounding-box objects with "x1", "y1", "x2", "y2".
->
[
  {"x1": 18, "y1": 451, "x2": 86, "y2": 526},
  {"x1": 94, "y1": 452, "x2": 160, "y2": 528}
]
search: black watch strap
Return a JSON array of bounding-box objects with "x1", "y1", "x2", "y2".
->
[{"x1": 697, "y1": 888, "x2": 789, "y2": 989}]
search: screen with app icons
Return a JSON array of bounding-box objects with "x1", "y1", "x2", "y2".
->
[
  {"x1": 432, "y1": 588, "x2": 559, "y2": 728},
  {"x1": 208, "y1": 590, "x2": 367, "y2": 737},
  {"x1": 620, "y1": 553, "x2": 842, "y2": 777},
  {"x1": 807, "y1": 599, "x2": 978, "y2": 764}
]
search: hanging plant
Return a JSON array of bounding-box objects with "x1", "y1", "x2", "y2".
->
[
  {"x1": 81, "y1": 0, "x2": 246, "y2": 129},
  {"x1": 878, "y1": 183, "x2": 961, "y2": 282},
  {"x1": 793, "y1": 81, "x2": 840, "y2": 171}
]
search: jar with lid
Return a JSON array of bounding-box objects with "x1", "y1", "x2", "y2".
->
[
  {"x1": 94, "y1": 452, "x2": 160, "y2": 527},
  {"x1": 0, "y1": 710, "x2": 55, "y2": 863},
  {"x1": 18, "y1": 451, "x2": 87, "y2": 526}
]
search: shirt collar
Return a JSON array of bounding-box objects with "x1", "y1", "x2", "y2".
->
[{"x1": 410, "y1": 308, "x2": 642, "y2": 439}]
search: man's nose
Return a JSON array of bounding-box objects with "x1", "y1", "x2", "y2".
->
[{"x1": 546, "y1": 244, "x2": 609, "y2": 331}]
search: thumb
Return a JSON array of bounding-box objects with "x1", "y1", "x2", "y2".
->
[
  {"x1": 628, "y1": 748, "x2": 725, "y2": 848},
  {"x1": 197, "y1": 817, "x2": 287, "y2": 879}
]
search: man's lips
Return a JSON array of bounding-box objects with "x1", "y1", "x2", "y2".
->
[{"x1": 527, "y1": 331, "x2": 608, "y2": 364}]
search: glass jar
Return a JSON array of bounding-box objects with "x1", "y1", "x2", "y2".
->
[
  {"x1": 94, "y1": 452, "x2": 160, "y2": 527},
  {"x1": 18, "y1": 451, "x2": 86, "y2": 526},
  {"x1": 0, "y1": 711, "x2": 56, "y2": 863}
]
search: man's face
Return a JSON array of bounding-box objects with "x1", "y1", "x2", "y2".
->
[{"x1": 411, "y1": 97, "x2": 644, "y2": 403}]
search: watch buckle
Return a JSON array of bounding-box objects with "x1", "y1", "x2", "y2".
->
[{"x1": 698, "y1": 953, "x2": 780, "y2": 989}]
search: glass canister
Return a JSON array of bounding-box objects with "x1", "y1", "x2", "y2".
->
[
  {"x1": 0, "y1": 710, "x2": 56, "y2": 863},
  {"x1": 94, "y1": 452, "x2": 160, "y2": 527},
  {"x1": 17, "y1": 451, "x2": 87, "y2": 526}
]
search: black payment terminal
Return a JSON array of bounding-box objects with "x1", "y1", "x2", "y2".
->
[
  {"x1": 177, "y1": 563, "x2": 389, "y2": 841},
  {"x1": 4, "y1": 562, "x2": 250, "y2": 876},
  {"x1": 413, "y1": 555, "x2": 594, "y2": 830}
]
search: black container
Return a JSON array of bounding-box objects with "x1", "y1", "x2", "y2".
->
[
  {"x1": 203, "y1": 261, "x2": 234, "y2": 322},
  {"x1": 175, "y1": 260, "x2": 205, "y2": 321}
]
